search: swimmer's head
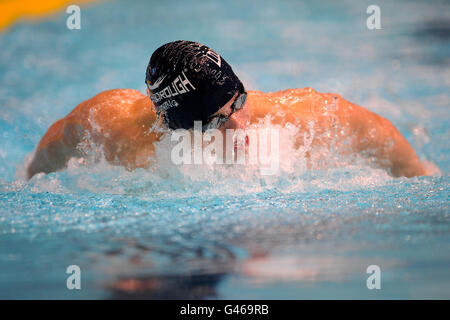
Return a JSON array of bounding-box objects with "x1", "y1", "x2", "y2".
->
[{"x1": 145, "y1": 40, "x2": 246, "y2": 130}]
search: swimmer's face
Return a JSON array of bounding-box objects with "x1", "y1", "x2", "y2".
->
[{"x1": 202, "y1": 91, "x2": 247, "y2": 132}]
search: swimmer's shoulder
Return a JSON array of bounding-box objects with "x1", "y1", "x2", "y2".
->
[
  {"x1": 61, "y1": 89, "x2": 151, "y2": 134},
  {"x1": 248, "y1": 87, "x2": 329, "y2": 104},
  {"x1": 247, "y1": 88, "x2": 332, "y2": 119},
  {"x1": 81, "y1": 89, "x2": 146, "y2": 108},
  {"x1": 66, "y1": 89, "x2": 147, "y2": 117},
  {"x1": 92, "y1": 88, "x2": 145, "y2": 100}
]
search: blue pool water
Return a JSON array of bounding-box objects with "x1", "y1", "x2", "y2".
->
[{"x1": 0, "y1": 0, "x2": 449, "y2": 299}]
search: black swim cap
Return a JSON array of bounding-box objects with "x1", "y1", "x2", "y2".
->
[{"x1": 145, "y1": 40, "x2": 245, "y2": 130}]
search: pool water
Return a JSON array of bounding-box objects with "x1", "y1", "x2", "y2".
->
[{"x1": 0, "y1": 0, "x2": 449, "y2": 299}]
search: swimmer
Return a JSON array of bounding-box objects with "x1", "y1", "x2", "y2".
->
[{"x1": 26, "y1": 40, "x2": 431, "y2": 179}]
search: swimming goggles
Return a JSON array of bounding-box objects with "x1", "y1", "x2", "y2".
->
[{"x1": 202, "y1": 91, "x2": 247, "y2": 131}]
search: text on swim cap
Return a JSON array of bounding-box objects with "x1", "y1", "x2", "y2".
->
[
  {"x1": 151, "y1": 71, "x2": 196, "y2": 103},
  {"x1": 205, "y1": 49, "x2": 221, "y2": 67}
]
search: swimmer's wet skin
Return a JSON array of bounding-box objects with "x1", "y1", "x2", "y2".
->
[{"x1": 26, "y1": 40, "x2": 429, "y2": 179}]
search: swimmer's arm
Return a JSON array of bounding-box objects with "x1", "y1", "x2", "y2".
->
[
  {"x1": 26, "y1": 90, "x2": 157, "y2": 179},
  {"x1": 335, "y1": 96, "x2": 426, "y2": 177},
  {"x1": 26, "y1": 114, "x2": 85, "y2": 179}
]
